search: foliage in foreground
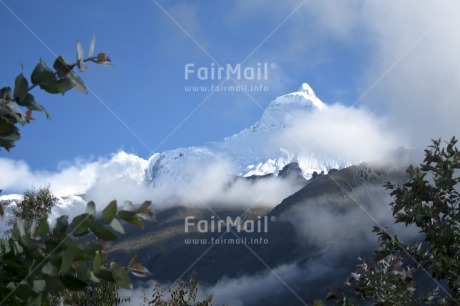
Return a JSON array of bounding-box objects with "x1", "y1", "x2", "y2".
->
[
  {"x1": 0, "y1": 198, "x2": 153, "y2": 305},
  {"x1": 0, "y1": 34, "x2": 110, "y2": 152},
  {"x1": 143, "y1": 272, "x2": 215, "y2": 306},
  {"x1": 0, "y1": 36, "x2": 154, "y2": 305},
  {"x1": 327, "y1": 137, "x2": 460, "y2": 305},
  {"x1": 51, "y1": 281, "x2": 131, "y2": 305}
]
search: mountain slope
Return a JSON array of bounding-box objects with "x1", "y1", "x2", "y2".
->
[{"x1": 110, "y1": 164, "x2": 408, "y2": 305}]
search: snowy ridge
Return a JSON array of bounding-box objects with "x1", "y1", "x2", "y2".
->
[
  {"x1": 146, "y1": 83, "x2": 351, "y2": 185},
  {"x1": 145, "y1": 147, "x2": 224, "y2": 186}
]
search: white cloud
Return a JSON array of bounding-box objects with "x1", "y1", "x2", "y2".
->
[
  {"x1": 149, "y1": 154, "x2": 304, "y2": 209},
  {"x1": 0, "y1": 149, "x2": 304, "y2": 223},
  {"x1": 0, "y1": 157, "x2": 99, "y2": 195},
  {"x1": 273, "y1": 104, "x2": 403, "y2": 164},
  {"x1": 358, "y1": 1, "x2": 460, "y2": 148},
  {"x1": 286, "y1": 185, "x2": 421, "y2": 249}
]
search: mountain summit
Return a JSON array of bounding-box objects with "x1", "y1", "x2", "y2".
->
[
  {"x1": 146, "y1": 83, "x2": 349, "y2": 186},
  {"x1": 255, "y1": 82, "x2": 327, "y2": 130}
]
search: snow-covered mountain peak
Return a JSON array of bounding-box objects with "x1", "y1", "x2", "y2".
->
[
  {"x1": 274, "y1": 82, "x2": 327, "y2": 111},
  {"x1": 146, "y1": 83, "x2": 349, "y2": 186},
  {"x1": 253, "y1": 83, "x2": 327, "y2": 131},
  {"x1": 298, "y1": 82, "x2": 316, "y2": 96}
]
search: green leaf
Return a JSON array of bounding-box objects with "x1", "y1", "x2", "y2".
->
[
  {"x1": 0, "y1": 119, "x2": 20, "y2": 139},
  {"x1": 61, "y1": 248, "x2": 75, "y2": 273},
  {"x1": 44, "y1": 275, "x2": 65, "y2": 296},
  {"x1": 53, "y1": 56, "x2": 72, "y2": 78},
  {"x1": 31, "y1": 59, "x2": 58, "y2": 87},
  {"x1": 70, "y1": 213, "x2": 92, "y2": 236},
  {"x1": 40, "y1": 84, "x2": 63, "y2": 94},
  {"x1": 32, "y1": 279, "x2": 46, "y2": 292},
  {"x1": 15, "y1": 284, "x2": 37, "y2": 299},
  {"x1": 79, "y1": 241, "x2": 102, "y2": 257},
  {"x1": 21, "y1": 236, "x2": 45, "y2": 250},
  {"x1": 109, "y1": 218, "x2": 125, "y2": 234},
  {"x1": 87, "y1": 271, "x2": 100, "y2": 283},
  {"x1": 93, "y1": 251, "x2": 102, "y2": 273},
  {"x1": 119, "y1": 210, "x2": 136, "y2": 218},
  {"x1": 0, "y1": 138, "x2": 15, "y2": 151},
  {"x1": 13, "y1": 73, "x2": 29, "y2": 103},
  {"x1": 63, "y1": 238, "x2": 86, "y2": 261},
  {"x1": 42, "y1": 261, "x2": 59, "y2": 277},
  {"x1": 0, "y1": 86, "x2": 13, "y2": 101},
  {"x1": 53, "y1": 215, "x2": 68, "y2": 235},
  {"x1": 61, "y1": 273, "x2": 87, "y2": 291},
  {"x1": 111, "y1": 262, "x2": 132, "y2": 289},
  {"x1": 0, "y1": 125, "x2": 20, "y2": 141},
  {"x1": 23, "y1": 94, "x2": 50, "y2": 119},
  {"x1": 40, "y1": 77, "x2": 74, "y2": 95},
  {"x1": 35, "y1": 218, "x2": 49, "y2": 239},
  {"x1": 95, "y1": 267, "x2": 115, "y2": 282},
  {"x1": 76, "y1": 263, "x2": 91, "y2": 281},
  {"x1": 102, "y1": 200, "x2": 117, "y2": 224},
  {"x1": 26, "y1": 293, "x2": 42, "y2": 306},
  {"x1": 16, "y1": 218, "x2": 26, "y2": 237},
  {"x1": 56, "y1": 76, "x2": 75, "y2": 94},
  {"x1": 86, "y1": 201, "x2": 96, "y2": 217},
  {"x1": 119, "y1": 210, "x2": 143, "y2": 227},
  {"x1": 66, "y1": 70, "x2": 87, "y2": 94},
  {"x1": 89, "y1": 221, "x2": 118, "y2": 241}
]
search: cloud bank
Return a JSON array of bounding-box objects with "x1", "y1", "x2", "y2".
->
[
  {"x1": 0, "y1": 150, "x2": 304, "y2": 230},
  {"x1": 274, "y1": 104, "x2": 404, "y2": 165}
]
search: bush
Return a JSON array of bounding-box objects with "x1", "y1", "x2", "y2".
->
[
  {"x1": 7, "y1": 185, "x2": 56, "y2": 230},
  {"x1": 0, "y1": 200, "x2": 153, "y2": 304},
  {"x1": 328, "y1": 137, "x2": 460, "y2": 305},
  {"x1": 144, "y1": 272, "x2": 215, "y2": 306}
]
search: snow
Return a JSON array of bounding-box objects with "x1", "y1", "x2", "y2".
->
[{"x1": 145, "y1": 83, "x2": 350, "y2": 186}]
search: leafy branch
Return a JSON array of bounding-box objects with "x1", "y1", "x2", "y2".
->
[
  {"x1": 0, "y1": 199, "x2": 153, "y2": 305},
  {"x1": 0, "y1": 34, "x2": 111, "y2": 151}
]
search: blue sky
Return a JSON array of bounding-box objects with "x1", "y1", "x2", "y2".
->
[{"x1": 1, "y1": 1, "x2": 460, "y2": 174}]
